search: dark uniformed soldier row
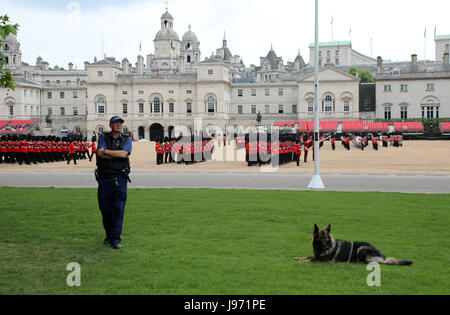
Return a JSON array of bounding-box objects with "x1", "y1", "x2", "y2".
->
[
  {"x1": 244, "y1": 133, "x2": 328, "y2": 167},
  {"x1": 0, "y1": 134, "x2": 97, "y2": 165}
]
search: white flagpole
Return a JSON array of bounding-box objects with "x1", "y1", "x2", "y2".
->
[{"x1": 309, "y1": 0, "x2": 325, "y2": 190}]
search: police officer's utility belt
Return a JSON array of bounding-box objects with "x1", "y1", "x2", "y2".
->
[{"x1": 95, "y1": 169, "x2": 131, "y2": 183}]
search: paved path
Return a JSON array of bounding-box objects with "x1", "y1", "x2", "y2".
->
[{"x1": 1, "y1": 171, "x2": 449, "y2": 193}]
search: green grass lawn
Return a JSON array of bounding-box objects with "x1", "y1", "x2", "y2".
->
[{"x1": 0, "y1": 187, "x2": 448, "y2": 295}]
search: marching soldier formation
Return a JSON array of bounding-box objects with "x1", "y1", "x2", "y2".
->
[
  {"x1": 155, "y1": 136, "x2": 215, "y2": 165},
  {"x1": 0, "y1": 134, "x2": 96, "y2": 165}
]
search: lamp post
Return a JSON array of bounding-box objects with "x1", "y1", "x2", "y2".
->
[{"x1": 308, "y1": 0, "x2": 325, "y2": 189}]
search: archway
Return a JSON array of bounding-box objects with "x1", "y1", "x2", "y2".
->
[
  {"x1": 138, "y1": 126, "x2": 145, "y2": 140},
  {"x1": 168, "y1": 126, "x2": 175, "y2": 139},
  {"x1": 149, "y1": 123, "x2": 164, "y2": 141}
]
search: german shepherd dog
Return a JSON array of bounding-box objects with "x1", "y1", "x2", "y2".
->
[{"x1": 295, "y1": 225, "x2": 412, "y2": 266}]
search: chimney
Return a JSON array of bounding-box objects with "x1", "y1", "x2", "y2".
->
[
  {"x1": 68, "y1": 62, "x2": 73, "y2": 70},
  {"x1": 377, "y1": 56, "x2": 383, "y2": 74},
  {"x1": 84, "y1": 61, "x2": 90, "y2": 70},
  {"x1": 137, "y1": 55, "x2": 144, "y2": 75},
  {"x1": 122, "y1": 58, "x2": 129, "y2": 73},
  {"x1": 411, "y1": 54, "x2": 417, "y2": 65},
  {"x1": 444, "y1": 52, "x2": 449, "y2": 64}
]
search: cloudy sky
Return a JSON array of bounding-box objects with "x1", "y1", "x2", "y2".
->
[{"x1": 2, "y1": 0, "x2": 450, "y2": 69}]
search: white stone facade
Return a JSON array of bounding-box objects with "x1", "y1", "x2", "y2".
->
[{"x1": 1, "y1": 11, "x2": 450, "y2": 139}]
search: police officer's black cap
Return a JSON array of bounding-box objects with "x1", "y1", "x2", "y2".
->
[{"x1": 110, "y1": 116, "x2": 125, "y2": 124}]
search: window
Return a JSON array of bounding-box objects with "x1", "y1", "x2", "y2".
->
[
  {"x1": 318, "y1": 59, "x2": 322, "y2": 67},
  {"x1": 278, "y1": 88, "x2": 283, "y2": 96},
  {"x1": 426, "y1": 83, "x2": 434, "y2": 91},
  {"x1": 60, "y1": 92, "x2": 65, "y2": 99},
  {"x1": 400, "y1": 84, "x2": 408, "y2": 92},
  {"x1": 122, "y1": 90, "x2": 127, "y2": 95},
  {"x1": 187, "y1": 56, "x2": 191, "y2": 62},
  {"x1": 186, "y1": 90, "x2": 192, "y2": 94},
  {"x1": 73, "y1": 107, "x2": 78, "y2": 116},
  {"x1": 384, "y1": 107, "x2": 391, "y2": 120},
  {"x1": 424, "y1": 106, "x2": 439, "y2": 119},
  {"x1": 335, "y1": 50, "x2": 340, "y2": 56},
  {"x1": 251, "y1": 105, "x2": 257, "y2": 114},
  {"x1": 238, "y1": 89, "x2": 243, "y2": 97},
  {"x1": 335, "y1": 58, "x2": 340, "y2": 66},
  {"x1": 56, "y1": 80, "x2": 60, "y2": 84},
  {"x1": 186, "y1": 103, "x2": 192, "y2": 114},
  {"x1": 308, "y1": 101, "x2": 314, "y2": 112},
  {"x1": 73, "y1": 91, "x2": 78, "y2": 99},
  {"x1": 122, "y1": 103, "x2": 128, "y2": 114},
  {"x1": 278, "y1": 105, "x2": 284, "y2": 114},
  {"x1": 169, "y1": 102, "x2": 174, "y2": 113},
  {"x1": 47, "y1": 92, "x2": 52, "y2": 99},
  {"x1": 292, "y1": 104, "x2": 297, "y2": 114},
  {"x1": 265, "y1": 89, "x2": 270, "y2": 96},
  {"x1": 323, "y1": 95, "x2": 334, "y2": 112},
  {"x1": 384, "y1": 85, "x2": 392, "y2": 92},
  {"x1": 208, "y1": 69, "x2": 213, "y2": 75},
  {"x1": 98, "y1": 71, "x2": 103, "y2": 77},
  {"x1": 154, "y1": 98, "x2": 161, "y2": 113},
  {"x1": 168, "y1": 90, "x2": 174, "y2": 94},
  {"x1": 24, "y1": 89, "x2": 27, "y2": 97},
  {"x1": 427, "y1": 106, "x2": 433, "y2": 119},
  {"x1": 238, "y1": 105, "x2": 243, "y2": 114},
  {"x1": 251, "y1": 89, "x2": 256, "y2": 96},
  {"x1": 446, "y1": 44, "x2": 449, "y2": 50},
  {"x1": 138, "y1": 90, "x2": 144, "y2": 95},
  {"x1": 9, "y1": 106, "x2": 14, "y2": 116},
  {"x1": 207, "y1": 96, "x2": 215, "y2": 113},
  {"x1": 97, "y1": 98, "x2": 105, "y2": 114},
  {"x1": 66, "y1": 80, "x2": 71, "y2": 85},
  {"x1": 344, "y1": 101, "x2": 350, "y2": 112},
  {"x1": 60, "y1": 107, "x2": 65, "y2": 116},
  {"x1": 327, "y1": 51, "x2": 331, "y2": 57},
  {"x1": 265, "y1": 104, "x2": 270, "y2": 114},
  {"x1": 400, "y1": 106, "x2": 408, "y2": 119},
  {"x1": 139, "y1": 103, "x2": 144, "y2": 114},
  {"x1": 47, "y1": 108, "x2": 52, "y2": 116}
]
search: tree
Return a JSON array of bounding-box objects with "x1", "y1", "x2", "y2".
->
[
  {"x1": 0, "y1": 15, "x2": 19, "y2": 90},
  {"x1": 348, "y1": 66, "x2": 375, "y2": 83}
]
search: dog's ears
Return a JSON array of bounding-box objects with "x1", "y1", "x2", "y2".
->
[
  {"x1": 314, "y1": 224, "x2": 320, "y2": 234},
  {"x1": 324, "y1": 224, "x2": 331, "y2": 233}
]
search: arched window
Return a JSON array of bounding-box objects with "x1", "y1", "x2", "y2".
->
[
  {"x1": 186, "y1": 43, "x2": 191, "y2": 50},
  {"x1": 322, "y1": 95, "x2": 335, "y2": 112},
  {"x1": 208, "y1": 96, "x2": 215, "y2": 113},
  {"x1": 154, "y1": 97, "x2": 161, "y2": 113},
  {"x1": 187, "y1": 55, "x2": 191, "y2": 63},
  {"x1": 97, "y1": 97, "x2": 106, "y2": 114}
]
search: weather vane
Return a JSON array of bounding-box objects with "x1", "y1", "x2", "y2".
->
[{"x1": 164, "y1": 1, "x2": 168, "y2": 11}]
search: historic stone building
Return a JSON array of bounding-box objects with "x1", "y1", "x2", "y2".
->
[{"x1": 1, "y1": 9, "x2": 450, "y2": 139}]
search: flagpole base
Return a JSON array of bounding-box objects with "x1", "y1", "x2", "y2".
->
[{"x1": 308, "y1": 174, "x2": 325, "y2": 190}]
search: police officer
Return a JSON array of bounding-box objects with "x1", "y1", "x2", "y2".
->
[{"x1": 96, "y1": 116, "x2": 132, "y2": 250}]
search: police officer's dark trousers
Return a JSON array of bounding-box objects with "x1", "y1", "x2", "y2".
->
[{"x1": 97, "y1": 175, "x2": 128, "y2": 245}]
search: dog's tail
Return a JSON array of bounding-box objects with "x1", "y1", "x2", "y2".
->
[{"x1": 383, "y1": 257, "x2": 413, "y2": 266}]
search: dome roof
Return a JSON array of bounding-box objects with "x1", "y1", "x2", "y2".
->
[
  {"x1": 182, "y1": 29, "x2": 198, "y2": 43},
  {"x1": 155, "y1": 28, "x2": 180, "y2": 41},
  {"x1": 5, "y1": 34, "x2": 18, "y2": 45},
  {"x1": 161, "y1": 11, "x2": 173, "y2": 20}
]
